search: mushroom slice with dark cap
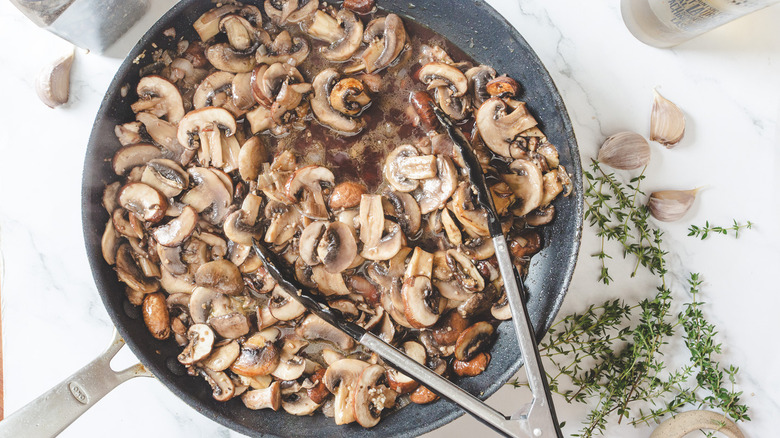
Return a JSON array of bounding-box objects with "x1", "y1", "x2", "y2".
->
[
  {"x1": 131, "y1": 75, "x2": 185, "y2": 124},
  {"x1": 115, "y1": 243, "x2": 159, "y2": 294},
  {"x1": 383, "y1": 145, "x2": 424, "y2": 193},
  {"x1": 466, "y1": 65, "x2": 497, "y2": 108},
  {"x1": 202, "y1": 340, "x2": 241, "y2": 372},
  {"x1": 195, "y1": 259, "x2": 244, "y2": 295},
  {"x1": 181, "y1": 167, "x2": 232, "y2": 225},
  {"x1": 526, "y1": 204, "x2": 555, "y2": 226},
  {"x1": 359, "y1": 14, "x2": 407, "y2": 73},
  {"x1": 418, "y1": 62, "x2": 468, "y2": 97},
  {"x1": 238, "y1": 136, "x2": 268, "y2": 182},
  {"x1": 242, "y1": 381, "x2": 282, "y2": 410},
  {"x1": 223, "y1": 193, "x2": 263, "y2": 246},
  {"x1": 434, "y1": 85, "x2": 470, "y2": 121},
  {"x1": 178, "y1": 323, "x2": 215, "y2": 365},
  {"x1": 153, "y1": 205, "x2": 198, "y2": 247},
  {"x1": 353, "y1": 364, "x2": 397, "y2": 428},
  {"x1": 177, "y1": 107, "x2": 237, "y2": 169},
  {"x1": 361, "y1": 220, "x2": 405, "y2": 261},
  {"x1": 285, "y1": 165, "x2": 333, "y2": 220},
  {"x1": 112, "y1": 143, "x2": 162, "y2": 176},
  {"x1": 141, "y1": 158, "x2": 188, "y2": 198},
  {"x1": 299, "y1": 220, "x2": 328, "y2": 266},
  {"x1": 317, "y1": 221, "x2": 358, "y2": 274},
  {"x1": 386, "y1": 341, "x2": 426, "y2": 394},
  {"x1": 491, "y1": 292, "x2": 511, "y2": 320},
  {"x1": 402, "y1": 275, "x2": 443, "y2": 328},
  {"x1": 383, "y1": 191, "x2": 421, "y2": 236},
  {"x1": 209, "y1": 312, "x2": 251, "y2": 339},
  {"x1": 311, "y1": 69, "x2": 364, "y2": 135},
  {"x1": 454, "y1": 321, "x2": 495, "y2": 361},
  {"x1": 134, "y1": 113, "x2": 190, "y2": 165},
  {"x1": 446, "y1": 249, "x2": 485, "y2": 292},
  {"x1": 219, "y1": 14, "x2": 258, "y2": 52},
  {"x1": 450, "y1": 182, "x2": 489, "y2": 237},
  {"x1": 486, "y1": 75, "x2": 521, "y2": 98},
  {"x1": 269, "y1": 286, "x2": 306, "y2": 321},
  {"x1": 323, "y1": 358, "x2": 370, "y2": 424},
  {"x1": 101, "y1": 220, "x2": 119, "y2": 265},
  {"x1": 322, "y1": 8, "x2": 364, "y2": 62},
  {"x1": 311, "y1": 266, "x2": 350, "y2": 296},
  {"x1": 193, "y1": 4, "x2": 242, "y2": 41},
  {"x1": 476, "y1": 97, "x2": 538, "y2": 158},
  {"x1": 193, "y1": 71, "x2": 236, "y2": 111},
  {"x1": 189, "y1": 287, "x2": 231, "y2": 324},
  {"x1": 265, "y1": 0, "x2": 318, "y2": 25},
  {"x1": 418, "y1": 155, "x2": 457, "y2": 214},
  {"x1": 231, "y1": 337, "x2": 280, "y2": 377},
  {"x1": 255, "y1": 30, "x2": 310, "y2": 66},
  {"x1": 118, "y1": 182, "x2": 168, "y2": 224},
  {"x1": 272, "y1": 349, "x2": 307, "y2": 381},
  {"x1": 206, "y1": 43, "x2": 257, "y2": 73},
  {"x1": 297, "y1": 314, "x2": 356, "y2": 351},
  {"x1": 503, "y1": 158, "x2": 544, "y2": 217},
  {"x1": 330, "y1": 78, "x2": 371, "y2": 116},
  {"x1": 201, "y1": 367, "x2": 236, "y2": 402},
  {"x1": 282, "y1": 390, "x2": 321, "y2": 416}
]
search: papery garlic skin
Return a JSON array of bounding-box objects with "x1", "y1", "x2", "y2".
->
[
  {"x1": 650, "y1": 90, "x2": 685, "y2": 147},
  {"x1": 36, "y1": 50, "x2": 75, "y2": 109},
  {"x1": 647, "y1": 188, "x2": 699, "y2": 222},
  {"x1": 598, "y1": 131, "x2": 651, "y2": 170}
]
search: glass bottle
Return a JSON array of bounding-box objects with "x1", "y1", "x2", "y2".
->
[
  {"x1": 10, "y1": 0, "x2": 149, "y2": 54},
  {"x1": 621, "y1": 0, "x2": 780, "y2": 47}
]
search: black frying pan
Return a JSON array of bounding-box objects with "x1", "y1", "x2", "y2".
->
[{"x1": 75, "y1": 1, "x2": 583, "y2": 436}]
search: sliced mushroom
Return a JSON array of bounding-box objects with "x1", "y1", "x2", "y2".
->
[
  {"x1": 206, "y1": 41, "x2": 257, "y2": 73},
  {"x1": 238, "y1": 136, "x2": 268, "y2": 182},
  {"x1": 264, "y1": 203, "x2": 302, "y2": 246},
  {"x1": 195, "y1": 259, "x2": 244, "y2": 295},
  {"x1": 265, "y1": 0, "x2": 318, "y2": 24},
  {"x1": 177, "y1": 107, "x2": 237, "y2": 169},
  {"x1": 330, "y1": 78, "x2": 371, "y2": 116},
  {"x1": 210, "y1": 312, "x2": 251, "y2": 339},
  {"x1": 242, "y1": 380, "x2": 281, "y2": 410},
  {"x1": 193, "y1": 5, "x2": 242, "y2": 41},
  {"x1": 361, "y1": 220, "x2": 405, "y2": 261},
  {"x1": 282, "y1": 390, "x2": 322, "y2": 416},
  {"x1": 132, "y1": 76, "x2": 185, "y2": 124},
  {"x1": 286, "y1": 165, "x2": 334, "y2": 220},
  {"x1": 360, "y1": 14, "x2": 406, "y2": 73},
  {"x1": 476, "y1": 97, "x2": 538, "y2": 157},
  {"x1": 271, "y1": 350, "x2": 307, "y2": 380},
  {"x1": 193, "y1": 71, "x2": 237, "y2": 111},
  {"x1": 112, "y1": 144, "x2": 163, "y2": 176},
  {"x1": 383, "y1": 144, "x2": 422, "y2": 192},
  {"x1": 101, "y1": 220, "x2": 119, "y2": 265},
  {"x1": 386, "y1": 341, "x2": 426, "y2": 394},
  {"x1": 452, "y1": 352, "x2": 490, "y2": 377},
  {"x1": 182, "y1": 167, "x2": 232, "y2": 225},
  {"x1": 231, "y1": 339, "x2": 280, "y2": 377},
  {"x1": 255, "y1": 30, "x2": 310, "y2": 66},
  {"x1": 118, "y1": 182, "x2": 168, "y2": 224},
  {"x1": 141, "y1": 158, "x2": 188, "y2": 198},
  {"x1": 153, "y1": 205, "x2": 198, "y2": 247},
  {"x1": 311, "y1": 265, "x2": 351, "y2": 296},
  {"x1": 189, "y1": 287, "x2": 229, "y2": 324},
  {"x1": 446, "y1": 249, "x2": 485, "y2": 292},
  {"x1": 402, "y1": 276, "x2": 443, "y2": 328},
  {"x1": 178, "y1": 324, "x2": 215, "y2": 365},
  {"x1": 418, "y1": 155, "x2": 457, "y2": 214},
  {"x1": 503, "y1": 158, "x2": 544, "y2": 217},
  {"x1": 383, "y1": 191, "x2": 422, "y2": 237},
  {"x1": 431, "y1": 310, "x2": 469, "y2": 346},
  {"x1": 269, "y1": 286, "x2": 307, "y2": 321},
  {"x1": 486, "y1": 75, "x2": 520, "y2": 98},
  {"x1": 201, "y1": 367, "x2": 236, "y2": 402},
  {"x1": 135, "y1": 112, "x2": 190, "y2": 164},
  {"x1": 202, "y1": 340, "x2": 241, "y2": 372},
  {"x1": 297, "y1": 314, "x2": 355, "y2": 351},
  {"x1": 450, "y1": 182, "x2": 489, "y2": 237},
  {"x1": 491, "y1": 292, "x2": 511, "y2": 320},
  {"x1": 466, "y1": 65, "x2": 497, "y2": 107},
  {"x1": 329, "y1": 181, "x2": 366, "y2": 210},
  {"x1": 454, "y1": 321, "x2": 494, "y2": 361},
  {"x1": 316, "y1": 221, "x2": 358, "y2": 273},
  {"x1": 324, "y1": 9, "x2": 364, "y2": 61},
  {"x1": 353, "y1": 364, "x2": 395, "y2": 428},
  {"x1": 418, "y1": 62, "x2": 468, "y2": 97},
  {"x1": 526, "y1": 204, "x2": 555, "y2": 226},
  {"x1": 311, "y1": 68, "x2": 364, "y2": 135}
]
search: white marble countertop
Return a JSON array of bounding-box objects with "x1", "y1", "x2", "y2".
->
[{"x1": 1, "y1": 1, "x2": 778, "y2": 437}]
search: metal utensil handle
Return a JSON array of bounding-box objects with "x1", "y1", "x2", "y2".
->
[
  {"x1": 0, "y1": 329, "x2": 151, "y2": 438},
  {"x1": 360, "y1": 333, "x2": 520, "y2": 437},
  {"x1": 493, "y1": 235, "x2": 562, "y2": 438}
]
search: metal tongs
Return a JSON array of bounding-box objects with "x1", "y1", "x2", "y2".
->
[{"x1": 252, "y1": 108, "x2": 562, "y2": 437}]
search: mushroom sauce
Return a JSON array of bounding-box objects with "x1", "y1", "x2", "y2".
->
[{"x1": 102, "y1": 0, "x2": 572, "y2": 428}]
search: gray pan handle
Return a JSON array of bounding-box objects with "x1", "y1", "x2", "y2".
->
[{"x1": 0, "y1": 329, "x2": 152, "y2": 438}]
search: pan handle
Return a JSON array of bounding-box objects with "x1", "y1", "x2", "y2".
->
[{"x1": 0, "y1": 329, "x2": 152, "y2": 438}]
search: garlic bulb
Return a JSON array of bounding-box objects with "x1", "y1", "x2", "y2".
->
[
  {"x1": 647, "y1": 188, "x2": 700, "y2": 222},
  {"x1": 650, "y1": 89, "x2": 685, "y2": 147},
  {"x1": 36, "y1": 50, "x2": 75, "y2": 108},
  {"x1": 598, "y1": 131, "x2": 650, "y2": 170}
]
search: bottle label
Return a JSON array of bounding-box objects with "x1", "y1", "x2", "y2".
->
[{"x1": 660, "y1": 0, "x2": 769, "y2": 32}]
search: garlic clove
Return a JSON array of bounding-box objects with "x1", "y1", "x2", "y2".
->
[
  {"x1": 650, "y1": 89, "x2": 685, "y2": 147},
  {"x1": 36, "y1": 49, "x2": 75, "y2": 108},
  {"x1": 647, "y1": 188, "x2": 700, "y2": 222},
  {"x1": 598, "y1": 131, "x2": 650, "y2": 170}
]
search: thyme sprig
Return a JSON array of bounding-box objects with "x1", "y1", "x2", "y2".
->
[
  {"x1": 687, "y1": 220, "x2": 753, "y2": 240},
  {"x1": 511, "y1": 160, "x2": 749, "y2": 437}
]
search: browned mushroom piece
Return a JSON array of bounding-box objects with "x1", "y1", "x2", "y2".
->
[
  {"x1": 297, "y1": 314, "x2": 356, "y2": 351},
  {"x1": 466, "y1": 65, "x2": 497, "y2": 108},
  {"x1": 431, "y1": 310, "x2": 470, "y2": 346},
  {"x1": 131, "y1": 76, "x2": 185, "y2": 124},
  {"x1": 383, "y1": 191, "x2": 422, "y2": 236},
  {"x1": 177, "y1": 107, "x2": 237, "y2": 169},
  {"x1": 193, "y1": 71, "x2": 244, "y2": 116},
  {"x1": 141, "y1": 159, "x2": 189, "y2": 198},
  {"x1": 353, "y1": 364, "x2": 397, "y2": 428},
  {"x1": 491, "y1": 292, "x2": 511, "y2": 320},
  {"x1": 202, "y1": 340, "x2": 241, "y2": 372},
  {"x1": 503, "y1": 158, "x2": 544, "y2": 217},
  {"x1": 383, "y1": 145, "x2": 425, "y2": 193},
  {"x1": 386, "y1": 341, "x2": 425, "y2": 394},
  {"x1": 281, "y1": 390, "x2": 322, "y2": 416},
  {"x1": 112, "y1": 144, "x2": 163, "y2": 176},
  {"x1": 153, "y1": 205, "x2": 198, "y2": 247},
  {"x1": 303, "y1": 8, "x2": 364, "y2": 61},
  {"x1": 265, "y1": 0, "x2": 318, "y2": 25},
  {"x1": 242, "y1": 380, "x2": 282, "y2": 410},
  {"x1": 449, "y1": 182, "x2": 489, "y2": 237},
  {"x1": 329, "y1": 181, "x2": 366, "y2": 210},
  {"x1": 182, "y1": 167, "x2": 232, "y2": 225},
  {"x1": 193, "y1": 5, "x2": 242, "y2": 41},
  {"x1": 178, "y1": 323, "x2": 215, "y2": 365},
  {"x1": 256, "y1": 30, "x2": 310, "y2": 66},
  {"x1": 285, "y1": 165, "x2": 335, "y2": 220},
  {"x1": 452, "y1": 352, "x2": 490, "y2": 377},
  {"x1": 476, "y1": 97, "x2": 538, "y2": 158},
  {"x1": 268, "y1": 286, "x2": 307, "y2": 321},
  {"x1": 311, "y1": 69, "x2": 364, "y2": 135},
  {"x1": 323, "y1": 358, "x2": 370, "y2": 424},
  {"x1": 445, "y1": 249, "x2": 485, "y2": 292},
  {"x1": 486, "y1": 75, "x2": 520, "y2": 98},
  {"x1": 317, "y1": 221, "x2": 358, "y2": 273},
  {"x1": 361, "y1": 220, "x2": 405, "y2": 261},
  {"x1": 526, "y1": 204, "x2": 556, "y2": 226},
  {"x1": 195, "y1": 259, "x2": 244, "y2": 295},
  {"x1": 359, "y1": 14, "x2": 407, "y2": 73},
  {"x1": 115, "y1": 244, "x2": 160, "y2": 294},
  {"x1": 231, "y1": 337, "x2": 280, "y2": 377},
  {"x1": 330, "y1": 78, "x2": 371, "y2": 116},
  {"x1": 454, "y1": 321, "x2": 495, "y2": 361},
  {"x1": 210, "y1": 312, "x2": 251, "y2": 339},
  {"x1": 118, "y1": 182, "x2": 168, "y2": 224},
  {"x1": 402, "y1": 275, "x2": 443, "y2": 328},
  {"x1": 418, "y1": 155, "x2": 458, "y2": 214},
  {"x1": 201, "y1": 367, "x2": 237, "y2": 402}
]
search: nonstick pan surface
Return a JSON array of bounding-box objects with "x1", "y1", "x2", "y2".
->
[{"x1": 82, "y1": 1, "x2": 583, "y2": 436}]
